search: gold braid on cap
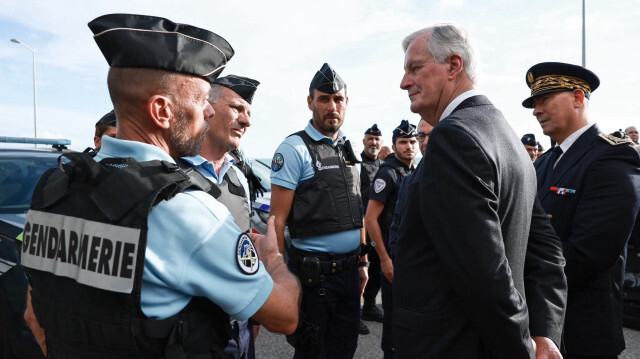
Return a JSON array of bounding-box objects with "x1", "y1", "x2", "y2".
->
[{"x1": 530, "y1": 74, "x2": 592, "y2": 97}]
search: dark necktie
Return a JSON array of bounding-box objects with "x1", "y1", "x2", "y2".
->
[{"x1": 546, "y1": 146, "x2": 563, "y2": 177}]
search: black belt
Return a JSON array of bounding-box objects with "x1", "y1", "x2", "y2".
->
[{"x1": 288, "y1": 246, "x2": 359, "y2": 275}]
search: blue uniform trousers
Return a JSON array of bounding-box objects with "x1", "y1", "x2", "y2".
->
[
  {"x1": 288, "y1": 256, "x2": 360, "y2": 359},
  {"x1": 381, "y1": 275, "x2": 394, "y2": 358}
]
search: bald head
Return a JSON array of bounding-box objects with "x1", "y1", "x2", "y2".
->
[{"x1": 626, "y1": 126, "x2": 639, "y2": 144}]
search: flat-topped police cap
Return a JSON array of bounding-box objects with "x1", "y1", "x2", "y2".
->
[
  {"x1": 392, "y1": 119, "x2": 417, "y2": 140},
  {"x1": 88, "y1": 13, "x2": 234, "y2": 82},
  {"x1": 521, "y1": 133, "x2": 537, "y2": 146},
  {"x1": 96, "y1": 110, "x2": 116, "y2": 127},
  {"x1": 310, "y1": 63, "x2": 345, "y2": 95},
  {"x1": 522, "y1": 62, "x2": 600, "y2": 108},
  {"x1": 213, "y1": 75, "x2": 260, "y2": 104},
  {"x1": 364, "y1": 124, "x2": 382, "y2": 136}
]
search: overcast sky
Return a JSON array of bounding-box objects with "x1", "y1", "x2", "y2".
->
[{"x1": 1, "y1": 0, "x2": 638, "y2": 158}]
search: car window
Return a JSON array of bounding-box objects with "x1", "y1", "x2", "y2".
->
[
  {"x1": 251, "y1": 159, "x2": 272, "y2": 191},
  {"x1": 0, "y1": 155, "x2": 59, "y2": 213}
]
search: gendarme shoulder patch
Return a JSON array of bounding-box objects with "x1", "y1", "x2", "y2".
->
[
  {"x1": 599, "y1": 133, "x2": 633, "y2": 146},
  {"x1": 236, "y1": 233, "x2": 259, "y2": 275},
  {"x1": 374, "y1": 178, "x2": 386, "y2": 193},
  {"x1": 271, "y1": 153, "x2": 284, "y2": 172}
]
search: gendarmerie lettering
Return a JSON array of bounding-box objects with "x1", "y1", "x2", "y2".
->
[
  {"x1": 21, "y1": 210, "x2": 140, "y2": 294},
  {"x1": 23, "y1": 220, "x2": 135, "y2": 279}
]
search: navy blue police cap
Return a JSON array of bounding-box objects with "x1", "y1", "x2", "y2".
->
[
  {"x1": 522, "y1": 62, "x2": 599, "y2": 108},
  {"x1": 364, "y1": 124, "x2": 382, "y2": 136},
  {"x1": 310, "y1": 63, "x2": 345, "y2": 95},
  {"x1": 88, "y1": 13, "x2": 234, "y2": 83},
  {"x1": 521, "y1": 133, "x2": 537, "y2": 146},
  {"x1": 213, "y1": 75, "x2": 260, "y2": 104},
  {"x1": 392, "y1": 120, "x2": 417, "y2": 140},
  {"x1": 95, "y1": 109, "x2": 116, "y2": 127}
]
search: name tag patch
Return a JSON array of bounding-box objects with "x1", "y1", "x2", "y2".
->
[
  {"x1": 236, "y1": 233, "x2": 259, "y2": 275},
  {"x1": 20, "y1": 210, "x2": 140, "y2": 293}
]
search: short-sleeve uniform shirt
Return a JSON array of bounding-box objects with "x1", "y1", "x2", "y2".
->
[
  {"x1": 95, "y1": 136, "x2": 273, "y2": 320},
  {"x1": 270, "y1": 121, "x2": 361, "y2": 254}
]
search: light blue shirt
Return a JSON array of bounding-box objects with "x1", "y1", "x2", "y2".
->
[
  {"x1": 271, "y1": 121, "x2": 361, "y2": 254},
  {"x1": 95, "y1": 136, "x2": 273, "y2": 320},
  {"x1": 182, "y1": 154, "x2": 251, "y2": 209}
]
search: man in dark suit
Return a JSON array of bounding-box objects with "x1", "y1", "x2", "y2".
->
[
  {"x1": 524, "y1": 62, "x2": 640, "y2": 359},
  {"x1": 393, "y1": 24, "x2": 567, "y2": 358}
]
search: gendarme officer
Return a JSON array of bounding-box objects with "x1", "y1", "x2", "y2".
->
[
  {"x1": 360, "y1": 124, "x2": 384, "y2": 330},
  {"x1": 270, "y1": 63, "x2": 368, "y2": 359},
  {"x1": 179, "y1": 75, "x2": 261, "y2": 359},
  {"x1": 21, "y1": 13, "x2": 300, "y2": 359},
  {"x1": 525, "y1": 62, "x2": 640, "y2": 359},
  {"x1": 364, "y1": 119, "x2": 418, "y2": 359}
]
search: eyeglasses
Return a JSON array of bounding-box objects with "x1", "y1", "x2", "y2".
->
[{"x1": 416, "y1": 132, "x2": 430, "y2": 142}]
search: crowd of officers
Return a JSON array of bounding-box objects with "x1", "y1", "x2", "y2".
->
[{"x1": 3, "y1": 13, "x2": 640, "y2": 359}]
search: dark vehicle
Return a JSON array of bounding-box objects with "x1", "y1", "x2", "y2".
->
[{"x1": 0, "y1": 137, "x2": 69, "y2": 359}]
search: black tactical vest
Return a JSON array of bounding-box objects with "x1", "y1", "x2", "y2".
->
[
  {"x1": 22, "y1": 152, "x2": 231, "y2": 359},
  {"x1": 359, "y1": 152, "x2": 382, "y2": 210},
  {"x1": 377, "y1": 157, "x2": 412, "y2": 241},
  {"x1": 176, "y1": 159, "x2": 250, "y2": 233},
  {"x1": 287, "y1": 131, "x2": 363, "y2": 238}
]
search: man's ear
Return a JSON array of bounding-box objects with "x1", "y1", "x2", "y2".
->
[
  {"x1": 573, "y1": 89, "x2": 586, "y2": 108},
  {"x1": 447, "y1": 54, "x2": 465, "y2": 80},
  {"x1": 148, "y1": 95, "x2": 173, "y2": 130},
  {"x1": 307, "y1": 95, "x2": 313, "y2": 111}
]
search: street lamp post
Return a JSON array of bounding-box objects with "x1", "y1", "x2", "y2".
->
[{"x1": 10, "y1": 38, "x2": 38, "y2": 143}]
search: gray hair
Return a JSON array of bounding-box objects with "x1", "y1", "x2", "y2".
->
[
  {"x1": 402, "y1": 24, "x2": 478, "y2": 83},
  {"x1": 209, "y1": 84, "x2": 223, "y2": 103}
]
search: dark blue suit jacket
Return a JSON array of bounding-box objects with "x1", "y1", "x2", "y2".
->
[
  {"x1": 535, "y1": 124, "x2": 640, "y2": 356},
  {"x1": 393, "y1": 96, "x2": 566, "y2": 358}
]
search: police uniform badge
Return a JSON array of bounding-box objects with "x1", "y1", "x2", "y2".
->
[
  {"x1": 236, "y1": 233, "x2": 259, "y2": 275},
  {"x1": 374, "y1": 178, "x2": 386, "y2": 193},
  {"x1": 272, "y1": 153, "x2": 284, "y2": 171}
]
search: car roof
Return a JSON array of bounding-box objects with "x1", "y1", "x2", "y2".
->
[{"x1": 0, "y1": 147, "x2": 68, "y2": 157}]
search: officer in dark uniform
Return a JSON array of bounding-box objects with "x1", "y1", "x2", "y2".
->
[
  {"x1": 270, "y1": 63, "x2": 369, "y2": 359},
  {"x1": 93, "y1": 110, "x2": 117, "y2": 151},
  {"x1": 521, "y1": 133, "x2": 539, "y2": 162},
  {"x1": 180, "y1": 74, "x2": 261, "y2": 359},
  {"x1": 523, "y1": 61, "x2": 640, "y2": 359},
  {"x1": 21, "y1": 13, "x2": 300, "y2": 359},
  {"x1": 364, "y1": 119, "x2": 417, "y2": 359},
  {"x1": 360, "y1": 124, "x2": 384, "y2": 332}
]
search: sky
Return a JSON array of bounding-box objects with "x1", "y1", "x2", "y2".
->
[{"x1": 1, "y1": 0, "x2": 639, "y2": 159}]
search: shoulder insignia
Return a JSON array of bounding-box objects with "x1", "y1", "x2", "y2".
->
[
  {"x1": 236, "y1": 233, "x2": 260, "y2": 275},
  {"x1": 271, "y1": 153, "x2": 284, "y2": 171},
  {"x1": 374, "y1": 178, "x2": 386, "y2": 193},
  {"x1": 599, "y1": 133, "x2": 632, "y2": 146}
]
